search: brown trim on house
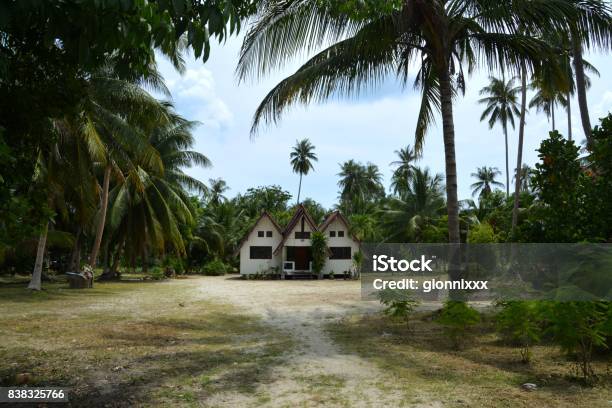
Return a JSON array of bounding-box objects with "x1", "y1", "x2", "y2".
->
[
  {"x1": 233, "y1": 211, "x2": 283, "y2": 257},
  {"x1": 273, "y1": 204, "x2": 320, "y2": 255},
  {"x1": 319, "y1": 210, "x2": 361, "y2": 243}
]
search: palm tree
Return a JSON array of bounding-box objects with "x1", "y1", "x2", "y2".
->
[
  {"x1": 290, "y1": 138, "x2": 318, "y2": 204},
  {"x1": 236, "y1": 1, "x2": 558, "y2": 243},
  {"x1": 337, "y1": 160, "x2": 383, "y2": 215},
  {"x1": 208, "y1": 178, "x2": 229, "y2": 206},
  {"x1": 383, "y1": 167, "x2": 445, "y2": 242},
  {"x1": 514, "y1": 164, "x2": 532, "y2": 193},
  {"x1": 479, "y1": 76, "x2": 521, "y2": 196},
  {"x1": 529, "y1": 79, "x2": 568, "y2": 132},
  {"x1": 565, "y1": 1, "x2": 611, "y2": 145},
  {"x1": 471, "y1": 166, "x2": 504, "y2": 198},
  {"x1": 390, "y1": 145, "x2": 419, "y2": 196},
  {"x1": 104, "y1": 110, "x2": 209, "y2": 278},
  {"x1": 82, "y1": 63, "x2": 169, "y2": 269}
]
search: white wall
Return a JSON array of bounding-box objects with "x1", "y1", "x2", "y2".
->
[
  {"x1": 282, "y1": 216, "x2": 315, "y2": 247},
  {"x1": 321, "y1": 218, "x2": 360, "y2": 275},
  {"x1": 239, "y1": 216, "x2": 282, "y2": 275}
]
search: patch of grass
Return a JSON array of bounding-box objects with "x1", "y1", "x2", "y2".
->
[
  {"x1": 294, "y1": 374, "x2": 350, "y2": 406},
  {"x1": 0, "y1": 277, "x2": 292, "y2": 407},
  {"x1": 326, "y1": 313, "x2": 612, "y2": 408}
]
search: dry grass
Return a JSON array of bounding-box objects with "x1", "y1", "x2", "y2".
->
[
  {"x1": 0, "y1": 278, "x2": 291, "y2": 407},
  {"x1": 326, "y1": 312, "x2": 612, "y2": 408}
]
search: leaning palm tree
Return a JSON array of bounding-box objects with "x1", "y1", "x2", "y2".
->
[
  {"x1": 479, "y1": 76, "x2": 521, "y2": 196},
  {"x1": 471, "y1": 166, "x2": 504, "y2": 198},
  {"x1": 236, "y1": 0, "x2": 561, "y2": 243},
  {"x1": 390, "y1": 145, "x2": 419, "y2": 196},
  {"x1": 290, "y1": 138, "x2": 318, "y2": 204},
  {"x1": 82, "y1": 63, "x2": 169, "y2": 269}
]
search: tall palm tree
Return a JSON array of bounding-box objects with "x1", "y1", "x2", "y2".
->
[
  {"x1": 290, "y1": 138, "x2": 318, "y2": 204},
  {"x1": 236, "y1": 0, "x2": 559, "y2": 243},
  {"x1": 471, "y1": 166, "x2": 504, "y2": 198},
  {"x1": 82, "y1": 63, "x2": 169, "y2": 269},
  {"x1": 565, "y1": 1, "x2": 611, "y2": 145},
  {"x1": 478, "y1": 76, "x2": 521, "y2": 196},
  {"x1": 390, "y1": 145, "x2": 419, "y2": 196},
  {"x1": 512, "y1": 61, "x2": 529, "y2": 231},
  {"x1": 529, "y1": 78, "x2": 568, "y2": 132}
]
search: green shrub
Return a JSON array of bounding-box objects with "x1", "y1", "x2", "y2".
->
[
  {"x1": 496, "y1": 301, "x2": 541, "y2": 363},
  {"x1": 436, "y1": 301, "x2": 480, "y2": 349},
  {"x1": 541, "y1": 301, "x2": 610, "y2": 384},
  {"x1": 201, "y1": 259, "x2": 228, "y2": 276},
  {"x1": 310, "y1": 231, "x2": 328, "y2": 278},
  {"x1": 149, "y1": 267, "x2": 165, "y2": 281},
  {"x1": 378, "y1": 289, "x2": 419, "y2": 328},
  {"x1": 467, "y1": 222, "x2": 497, "y2": 243}
]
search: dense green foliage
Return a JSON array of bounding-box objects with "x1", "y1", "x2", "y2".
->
[
  {"x1": 310, "y1": 231, "x2": 328, "y2": 277},
  {"x1": 436, "y1": 301, "x2": 481, "y2": 350}
]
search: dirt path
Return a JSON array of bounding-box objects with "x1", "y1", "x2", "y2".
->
[{"x1": 197, "y1": 276, "x2": 417, "y2": 407}]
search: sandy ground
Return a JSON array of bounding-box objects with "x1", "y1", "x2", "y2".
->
[{"x1": 197, "y1": 276, "x2": 431, "y2": 408}]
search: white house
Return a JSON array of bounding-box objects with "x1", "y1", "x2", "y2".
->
[{"x1": 234, "y1": 205, "x2": 360, "y2": 278}]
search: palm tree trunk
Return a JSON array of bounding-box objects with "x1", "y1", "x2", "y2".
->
[
  {"x1": 504, "y1": 125, "x2": 510, "y2": 197},
  {"x1": 296, "y1": 173, "x2": 303, "y2": 205},
  {"x1": 567, "y1": 91, "x2": 572, "y2": 141},
  {"x1": 572, "y1": 35, "x2": 592, "y2": 145},
  {"x1": 439, "y1": 69, "x2": 460, "y2": 244},
  {"x1": 28, "y1": 221, "x2": 49, "y2": 290},
  {"x1": 69, "y1": 226, "x2": 82, "y2": 272},
  {"x1": 551, "y1": 103, "x2": 556, "y2": 131},
  {"x1": 89, "y1": 164, "x2": 111, "y2": 267},
  {"x1": 512, "y1": 63, "x2": 528, "y2": 231}
]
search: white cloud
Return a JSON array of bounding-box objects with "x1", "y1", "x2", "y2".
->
[{"x1": 163, "y1": 64, "x2": 234, "y2": 131}]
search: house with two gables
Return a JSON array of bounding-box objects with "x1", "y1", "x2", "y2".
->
[{"x1": 234, "y1": 204, "x2": 360, "y2": 277}]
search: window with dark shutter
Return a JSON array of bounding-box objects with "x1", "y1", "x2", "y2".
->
[
  {"x1": 295, "y1": 231, "x2": 311, "y2": 239},
  {"x1": 250, "y1": 246, "x2": 272, "y2": 259},
  {"x1": 266, "y1": 231, "x2": 273, "y2": 237},
  {"x1": 257, "y1": 231, "x2": 264, "y2": 237},
  {"x1": 329, "y1": 247, "x2": 351, "y2": 259},
  {"x1": 338, "y1": 231, "x2": 345, "y2": 237},
  {"x1": 329, "y1": 231, "x2": 336, "y2": 237}
]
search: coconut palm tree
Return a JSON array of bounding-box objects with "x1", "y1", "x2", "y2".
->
[
  {"x1": 82, "y1": 63, "x2": 169, "y2": 269},
  {"x1": 514, "y1": 164, "x2": 532, "y2": 193},
  {"x1": 104, "y1": 111, "x2": 209, "y2": 278},
  {"x1": 236, "y1": 0, "x2": 561, "y2": 243},
  {"x1": 338, "y1": 160, "x2": 383, "y2": 215},
  {"x1": 290, "y1": 138, "x2": 318, "y2": 204},
  {"x1": 383, "y1": 167, "x2": 445, "y2": 242},
  {"x1": 471, "y1": 166, "x2": 504, "y2": 198},
  {"x1": 479, "y1": 76, "x2": 521, "y2": 196},
  {"x1": 208, "y1": 178, "x2": 229, "y2": 206},
  {"x1": 529, "y1": 78, "x2": 568, "y2": 132},
  {"x1": 390, "y1": 145, "x2": 419, "y2": 196},
  {"x1": 565, "y1": 1, "x2": 611, "y2": 145}
]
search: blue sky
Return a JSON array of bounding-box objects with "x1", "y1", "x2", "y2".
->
[{"x1": 157, "y1": 35, "x2": 612, "y2": 209}]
